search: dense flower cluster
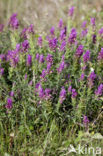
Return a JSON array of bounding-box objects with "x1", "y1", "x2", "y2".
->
[{"x1": 0, "y1": 11, "x2": 103, "y2": 133}]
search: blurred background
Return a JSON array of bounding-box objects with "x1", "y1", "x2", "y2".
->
[{"x1": 0, "y1": 0, "x2": 103, "y2": 32}]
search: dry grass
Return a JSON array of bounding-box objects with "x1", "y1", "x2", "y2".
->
[{"x1": 0, "y1": 0, "x2": 103, "y2": 32}]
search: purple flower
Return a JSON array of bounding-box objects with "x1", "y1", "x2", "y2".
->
[
  {"x1": 68, "y1": 28, "x2": 77, "y2": 44},
  {"x1": 88, "y1": 71, "x2": 96, "y2": 88},
  {"x1": 58, "y1": 19, "x2": 63, "y2": 29},
  {"x1": 26, "y1": 54, "x2": 32, "y2": 66},
  {"x1": 0, "y1": 24, "x2": 4, "y2": 32},
  {"x1": 45, "y1": 88, "x2": 51, "y2": 99},
  {"x1": 59, "y1": 87, "x2": 66, "y2": 104},
  {"x1": 91, "y1": 17, "x2": 95, "y2": 26},
  {"x1": 7, "y1": 50, "x2": 19, "y2": 67},
  {"x1": 29, "y1": 80, "x2": 33, "y2": 86},
  {"x1": 6, "y1": 98, "x2": 13, "y2": 109},
  {"x1": 38, "y1": 85, "x2": 44, "y2": 99},
  {"x1": 24, "y1": 74, "x2": 27, "y2": 80},
  {"x1": 99, "y1": 27, "x2": 103, "y2": 35},
  {"x1": 50, "y1": 26, "x2": 55, "y2": 35},
  {"x1": 0, "y1": 54, "x2": 6, "y2": 61},
  {"x1": 35, "y1": 82, "x2": 41, "y2": 89},
  {"x1": 10, "y1": 91, "x2": 14, "y2": 97},
  {"x1": 9, "y1": 13, "x2": 19, "y2": 29},
  {"x1": 92, "y1": 34, "x2": 96, "y2": 44},
  {"x1": 98, "y1": 48, "x2": 103, "y2": 60},
  {"x1": 82, "y1": 65, "x2": 87, "y2": 71},
  {"x1": 28, "y1": 24, "x2": 34, "y2": 33},
  {"x1": 75, "y1": 45, "x2": 84, "y2": 58},
  {"x1": 80, "y1": 73, "x2": 85, "y2": 80},
  {"x1": 16, "y1": 44, "x2": 21, "y2": 52},
  {"x1": 41, "y1": 69, "x2": 46, "y2": 78},
  {"x1": 21, "y1": 28, "x2": 28, "y2": 39},
  {"x1": 46, "y1": 54, "x2": 53, "y2": 63},
  {"x1": 81, "y1": 21, "x2": 87, "y2": 28},
  {"x1": 45, "y1": 88, "x2": 51, "y2": 96},
  {"x1": 69, "y1": 6, "x2": 74, "y2": 17},
  {"x1": 83, "y1": 50, "x2": 90, "y2": 63},
  {"x1": 83, "y1": 115, "x2": 89, "y2": 127},
  {"x1": 81, "y1": 29, "x2": 88, "y2": 38},
  {"x1": 59, "y1": 27, "x2": 67, "y2": 40},
  {"x1": 95, "y1": 84, "x2": 103, "y2": 96},
  {"x1": 72, "y1": 89, "x2": 77, "y2": 98},
  {"x1": 60, "y1": 41, "x2": 66, "y2": 52},
  {"x1": 47, "y1": 62, "x2": 52, "y2": 72},
  {"x1": 57, "y1": 60, "x2": 65, "y2": 73},
  {"x1": 39, "y1": 54, "x2": 44, "y2": 63},
  {"x1": 38, "y1": 36, "x2": 42, "y2": 48},
  {"x1": 48, "y1": 38, "x2": 58, "y2": 50},
  {"x1": 36, "y1": 53, "x2": 40, "y2": 60},
  {"x1": 88, "y1": 71, "x2": 96, "y2": 81},
  {"x1": 22, "y1": 40, "x2": 29, "y2": 52},
  {"x1": 68, "y1": 86, "x2": 72, "y2": 92},
  {"x1": 0, "y1": 68, "x2": 4, "y2": 75}
]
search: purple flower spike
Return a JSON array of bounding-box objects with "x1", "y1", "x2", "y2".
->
[
  {"x1": 0, "y1": 24, "x2": 4, "y2": 32},
  {"x1": 38, "y1": 85, "x2": 44, "y2": 99},
  {"x1": 98, "y1": 48, "x2": 103, "y2": 60},
  {"x1": 47, "y1": 62, "x2": 52, "y2": 72},
  {"x1": 88, "y1": 71, "x2": 96, "y2": 88},
  {"x1": 41, "y1": 69, "x2": 46, "y2": 78},
  {"x1": 99, "y1": 27, "x2": 103, "y2": 35},
  {"x1": 38, "y1": 36, "x2": 42, "y2": 48},
  {"x1": 59, "y1": 19, "x2": 63, "y2": 29},
  {"x1": 22, "y1": 40, "x2": 29, "y2": 52},
  {"x1": 60, "y1": 29, "x2": 66, "y2": 41},
  {"x1": 81, "y1": 29, "x2": 88, "y2": 38},
  {"x1": 60, "y1": 41, "x2": 66, "y2": 52},
  {"x1": 0, "y1": 68, "x2": 4, "y2": 75},
  {"x1": 72, "y1": 89, "x2": 77, "y2": 98},
  {"x1": 69, "y1": 6, "x2": 74, "y2": 17},
  {"x1": 6, "y1": 98, "x2": 13, "y2": 109},
  {"x1": 68, "y1": 86, "x2": 72, "y2": 93},
  {"x1": 28, "y1": 24, "x2": 34, "y2": 34},
  {"x1": 48, "y1": 38, "x2": 58, "y2": 50},
  {"x1": 59, "y1": 87, "x2": 66, "y2": 104},
  {"x1": 26, "y1": 54, "x2": 32, "y2": 66},
  {"x1": 7, "y1": 50, "x2": 19, "y2": 67},
  {"x1": 91, "y1": 17, "x2": 96, "y2": 26},
  {"x1": 95, "y1": 84, "x2": 103, "y2": 96},
  {"x1": 0, "y1": 54, "x2": 5, "y2": 61},
  {"x1": 36, "y1": 53, "x2": 40, "y2": 60},
  {"x1": 29, "y1": 80, "x2": 33, "y2": 86},
  {"x1": 21, "y1": 28, "x2": 28, "y2": 39},
  {"x1": 50, "y1": 26, "x2": 55, "y2": 35},
  {"x1": 57, "y1": 60, "x2": 65, "y2": 73},
  {"x1": 89, "y1": 71, "x2": 96, "y2": 81},
  {"x1": 80, "y1": 73, "x2": 85, "y2": 80},
  {"x1": 39, "y1": 54, "x2": 44, "y2": 63},
  {"x1": 24, "y1": 74, "x2": 27, "y2": 80},
  {"x1": 83, "y1": 50, "x2": 90, "y2": 63},
  {"x1": 83, "y1": 115, "x2": 89, "y2": 127},
  {"x1": 81, "y1": 21, "x2": 87, "y2": 28},
  {"x1": 45, "y1": 88, "x2": 51, "y2": 99},
  {"x1": 92, "y1": 34, "x2": 96, "y2": 44},
  {"x1": 10, "y1": 91, "x2": 14, "y2": 97},
  {"x1": 9, "y1": 13, "x2": 19, "y2": 29},
  {"x1": 46, "y1": 54, "x2": 53, "y2": 63},
  {"x1": 75, "y1": 45, "x2": 84, "y2": 58},
  {"x1": 68, "y1": 28, "x2": 77, "y2": 44}
]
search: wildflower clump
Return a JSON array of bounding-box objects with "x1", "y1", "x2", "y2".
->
[{"x1": 0, "y1": 9, "x2": 103, "y2": 155}]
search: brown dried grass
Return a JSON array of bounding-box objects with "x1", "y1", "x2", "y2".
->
[{"x1": 0, "y1": 0, "x2": 103, "y2": 32}]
